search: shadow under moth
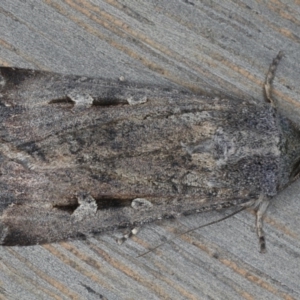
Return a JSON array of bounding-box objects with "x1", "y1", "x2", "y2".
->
[{"x1": 0, "y1": 52, "x2": 299, "y2": 253}]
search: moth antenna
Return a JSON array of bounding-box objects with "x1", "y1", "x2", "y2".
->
[
  {"x1": 264, "y1": 51, "x2": 284, "y2": 106},
  {"x1": 137, "y1": 207, "x2": 247, "y2": 258}
]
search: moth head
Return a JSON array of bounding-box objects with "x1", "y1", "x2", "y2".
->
[
  {"x1": 279, "y1": 114, "x2": 300, "y2": 188},
  {"x1": 281, "y1": 120, "x2": 300, "y2": 186}
]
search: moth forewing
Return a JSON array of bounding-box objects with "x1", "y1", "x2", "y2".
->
[{"x1": 0, "y1": 52, "x2": 299, "y2": 251}]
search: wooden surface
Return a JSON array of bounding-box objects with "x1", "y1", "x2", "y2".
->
[{"x1": 1, "y1": 1, "x2": 300, "y2": 299}]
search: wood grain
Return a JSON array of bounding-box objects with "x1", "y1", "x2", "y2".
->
[{"x1": 1, "y1": 1, "x2": 300, "y2": 299}]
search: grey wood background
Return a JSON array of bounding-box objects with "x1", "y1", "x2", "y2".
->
[{"x1": 1, "y1": 1, "x2": 300, "y2": 299}]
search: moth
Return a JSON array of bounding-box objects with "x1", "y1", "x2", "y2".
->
[{"x1": 0, "y1": 52, "x2": 299, "y2": 252}]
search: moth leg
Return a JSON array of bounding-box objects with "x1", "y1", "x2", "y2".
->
[
  {"x1": 117, "y1": 227, "x2": 140, "y2": 245},
  {"x1": 264, "y1": 51, "x2": 284, "y2": 106},
  {"x1": 240, "y1": 196, "x2": 270, "y2": 252},
  {"x1": 249, "y1": 195, "x2": 270, "y2": 253},
  {"x1": 255, "y1": 198, "x2": 270, "y2": 253}
]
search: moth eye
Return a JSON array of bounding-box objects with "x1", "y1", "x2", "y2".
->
[{"x1": 290, "y1": 158, "x2": 300, "y2": 180}]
